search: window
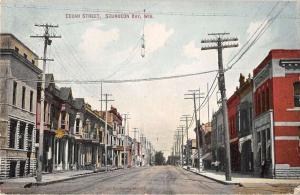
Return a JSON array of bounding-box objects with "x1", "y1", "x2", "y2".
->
[
  {"x1": 23, "y1": 53, "x2": 27, "y2": 59},
  {"x1": 294, "y1": 82, "x2": 300, "y2": 107},
  {"x1": 21, "y1": 86, "x2": 26, "y2": 109},
  {"x1": 13, "y1": 81, "x2": 17, "y2": 105},
  {"x1": 29, "y1": 91, "x2": 33, "y2": 112},
  {"x1": 32, "y1": 60, "x2": 35, "y2": 65},
  {"x1": 9, "y1": 119, "x2": 17, "y2": 148},
  {"x1": 27, "y1": 124, "x2": 33, "y2": 151},
  {"x1": 15, "y1": 47, "x2": 19, "y2": 53},
  {"x1": 262, "y1": 91, "x2": 266, "y2": 112},
  {"x1": 19, "y1": 122, "x2": 26, "y2": 149},
  {"x1": 61, "y1": 111, "x2": 66, "y2": 129},
  {"x1": 266, "y1": 88, "x2": 270, "y2": 110},
  {"x1": 75, "y1": 118, "x2": 80, "y2": 133}
]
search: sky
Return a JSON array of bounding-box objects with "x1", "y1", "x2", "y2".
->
[{"x1": 1, "y1": 0, "x2": 299, "y2": 156}]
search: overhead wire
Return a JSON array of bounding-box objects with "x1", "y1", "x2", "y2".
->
[{"x1": 225, "y1": 2, "x2": 289, "y2": 72}]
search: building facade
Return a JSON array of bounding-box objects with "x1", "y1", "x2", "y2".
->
[
  {"x1": 253, "y1": 49, "x2": 300, "y2": 178},
  {"x1": 0, "y1": 34, "x2": 41, "y2": 178},
  {"x1": 211, "y1": 108, "x2": 226, "y2": 171},
  {"x1": 236, "y1": 75, "x2": 254, "y2": 174}
]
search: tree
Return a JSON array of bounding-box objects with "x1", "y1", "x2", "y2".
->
[{"x1": 155, "y1": 151, "x2": 165, "y2": 165}]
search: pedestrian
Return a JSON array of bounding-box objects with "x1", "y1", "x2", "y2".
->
[
  {"x1": 261, "y1": 160, "x2": 266, "y2": 178},
  {"x1": 215, "y1": 161, "x2": 220, "y2": 172}
]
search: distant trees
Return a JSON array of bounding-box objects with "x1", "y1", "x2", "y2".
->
[{"x1": 155, "y1": 151, "x2": 166, "y2": 165}]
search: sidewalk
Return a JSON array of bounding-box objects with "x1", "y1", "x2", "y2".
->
[
  {"x1": 0, "y1": 167, "x2": 116, "y2": 187},
  {"x1": 183, "y1": 166, "x2": 300, "y2": 186}
]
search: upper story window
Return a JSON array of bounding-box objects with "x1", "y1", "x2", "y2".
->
[
  {"x1": 29, "y1": 91, "x2": 33, "y2": 112},
  {"x1": 21, "y1": 86, "x2": 26, "y2": 109},
  {"x1": 23, "y1": 53, "x2": 27, "y2": 59},
  {"x1": 75, "y1": 118, "x2": 80, "y2": 133},
  {"x1": 12, "y1": 81, "x2": 17, "y2": 106},
  {"x1": 15, "y1": 47, "x2": 19, "y2": 53},
  {"x1": 294, "y1": 82, "x2": 300, "y2": 107},
  {"x1": 61, "y1": 111, "x2": 66, "y2": 129}
]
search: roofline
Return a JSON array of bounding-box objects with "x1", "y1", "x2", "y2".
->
[{"x1": 0, "y1": 33, "x2": 39, "y2": 58}]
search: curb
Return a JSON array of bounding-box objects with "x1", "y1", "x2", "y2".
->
[
  {"x1": 182, "y1": 167, "x2": 242, "y2": 187},
  {"x1": 18, "y1": 168, "x2": 122, "y2": 188},
  {"x1": 23, "y1": 167, "x2": 136, "y2": 188},
  {"x1": 23, "y1": 170, "x2": 103, "y2": 188}
]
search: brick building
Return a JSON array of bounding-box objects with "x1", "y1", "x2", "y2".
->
[
  {"x1": 253, "y1": 49, "x2": 300, "y2": 178},
  {"x1": 0, "y1": 34, "x2": 41, "y2": 178},
  {"x1": 211, "y1": 108, "x2": 226, "y2": 171},
  {"x1": 227, "y1": 91, "x2": 241, "y2": 172},
  {"x1": 236, "y1": 75, "x2": 254, "y2": 173}
]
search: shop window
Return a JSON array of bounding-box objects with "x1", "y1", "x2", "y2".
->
[
  {"x1": 12, "y1": 81, "x2": 17, "y2": 105},
  {"x1": 9, "y1": 119, "x2": 17, "y2": 148},
  {"x1": 294, "y1": 82, "x2": 300, "y2": 107},
  {"x1": 19, "y1": 122, "x2": 26, "y2": 149}
]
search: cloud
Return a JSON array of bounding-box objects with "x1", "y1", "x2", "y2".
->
[
  {"x1": 144, "y1": 23, "x2": 174, "y2": 54},
  {"x1": 79, "y1": 23, "x2": 120, "y2": 62},
  {"x1": 182, "y1": 40, "x2": 202, "y2": 59},
  {"x1": 246, "y1": 20, "x2": 267, "y2": 38}
]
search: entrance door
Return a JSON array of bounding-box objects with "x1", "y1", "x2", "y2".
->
[
  {"x1": 9, "y1": 161, "x2": 17, "y2": 177},
  {"x1": 19, "y1": 161, "x2": 26, "y2": 177}
]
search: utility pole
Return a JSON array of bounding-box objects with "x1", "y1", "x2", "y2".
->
[
  {"x1": 174, "y1": 131, "x2": 181, "y2": 165},
  {"x1": 180, "y1": 114, "x2": 192, "y2": 167},
  {"x1": 100, "y1": 82, "x2": 103, "y2": 111},
  {"x1": 132, "y1": 128, "x2": 139, "y2": 167},
  {"x1": 176, "y1": 125, "x2": 185, "y2": 167},
  {"x1": 184, "y1": 90, "x2": 204, "y2": 172},
  {"x1": 31, "y1": 24, "x2": 61, "y2": 183},
  {"x1": 122, "y1": 113, "x2": 130, "y2": 169},
  {"x1": 207, "y1": 83, "x2": 210, "y2": 123},
  {"x1": 201, "y1": 32, "x2": 238, "y2": 181},
  {"x1": 100, "y1": 93, "x2": 114, "y2": 172}
]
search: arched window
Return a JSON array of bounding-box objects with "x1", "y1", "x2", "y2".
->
[{"x1": 294, "y1": 82, "x2": 300, "y2": 107}]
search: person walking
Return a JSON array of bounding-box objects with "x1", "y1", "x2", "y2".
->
[{"x1": 261, "y1": 160, "x2": 266, "y2": 178}]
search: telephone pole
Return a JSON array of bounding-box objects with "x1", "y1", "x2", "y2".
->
[
  {"x1": 184, "y1": 90, "x2": 204, "y2": 172},
  {"x1": 201, "y1": 32, "x2": 238, "y2": 181},
  {"x1": 100, "y1": 93, "x2": 114, "y2": 172},
  {"x1": 207, "y1": 83, "x2": 210, "y2": 123},
  {"x1": 176, "y1": 125, "x2": 185, "y2": 166},
  {"x1": 132, "y1": 128, "x2": 139, "y2": 167},
  {"x1": 122, "y1": 113, "x2": 130, "y2": 169},
  {"x1": 31, "y1": 23, "x2": 61, "y2": 183},
  {"x1": 180, "y1": 114, "x2": 192, "y2": 167}
]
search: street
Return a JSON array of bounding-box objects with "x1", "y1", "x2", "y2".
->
[{"x1": 1, "y1": 166, "x2": 297, "y2": 194}]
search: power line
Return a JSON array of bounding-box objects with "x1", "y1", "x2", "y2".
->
[
  {"x1": 0, "y1": 68, "x2": 218, "y2": 84},
  {"x1": 225, "y1": 2, "x2": 289, "y2": 72},
  {"x1": 1, "y1": 4, "x2": 298, "y2": 20}
]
